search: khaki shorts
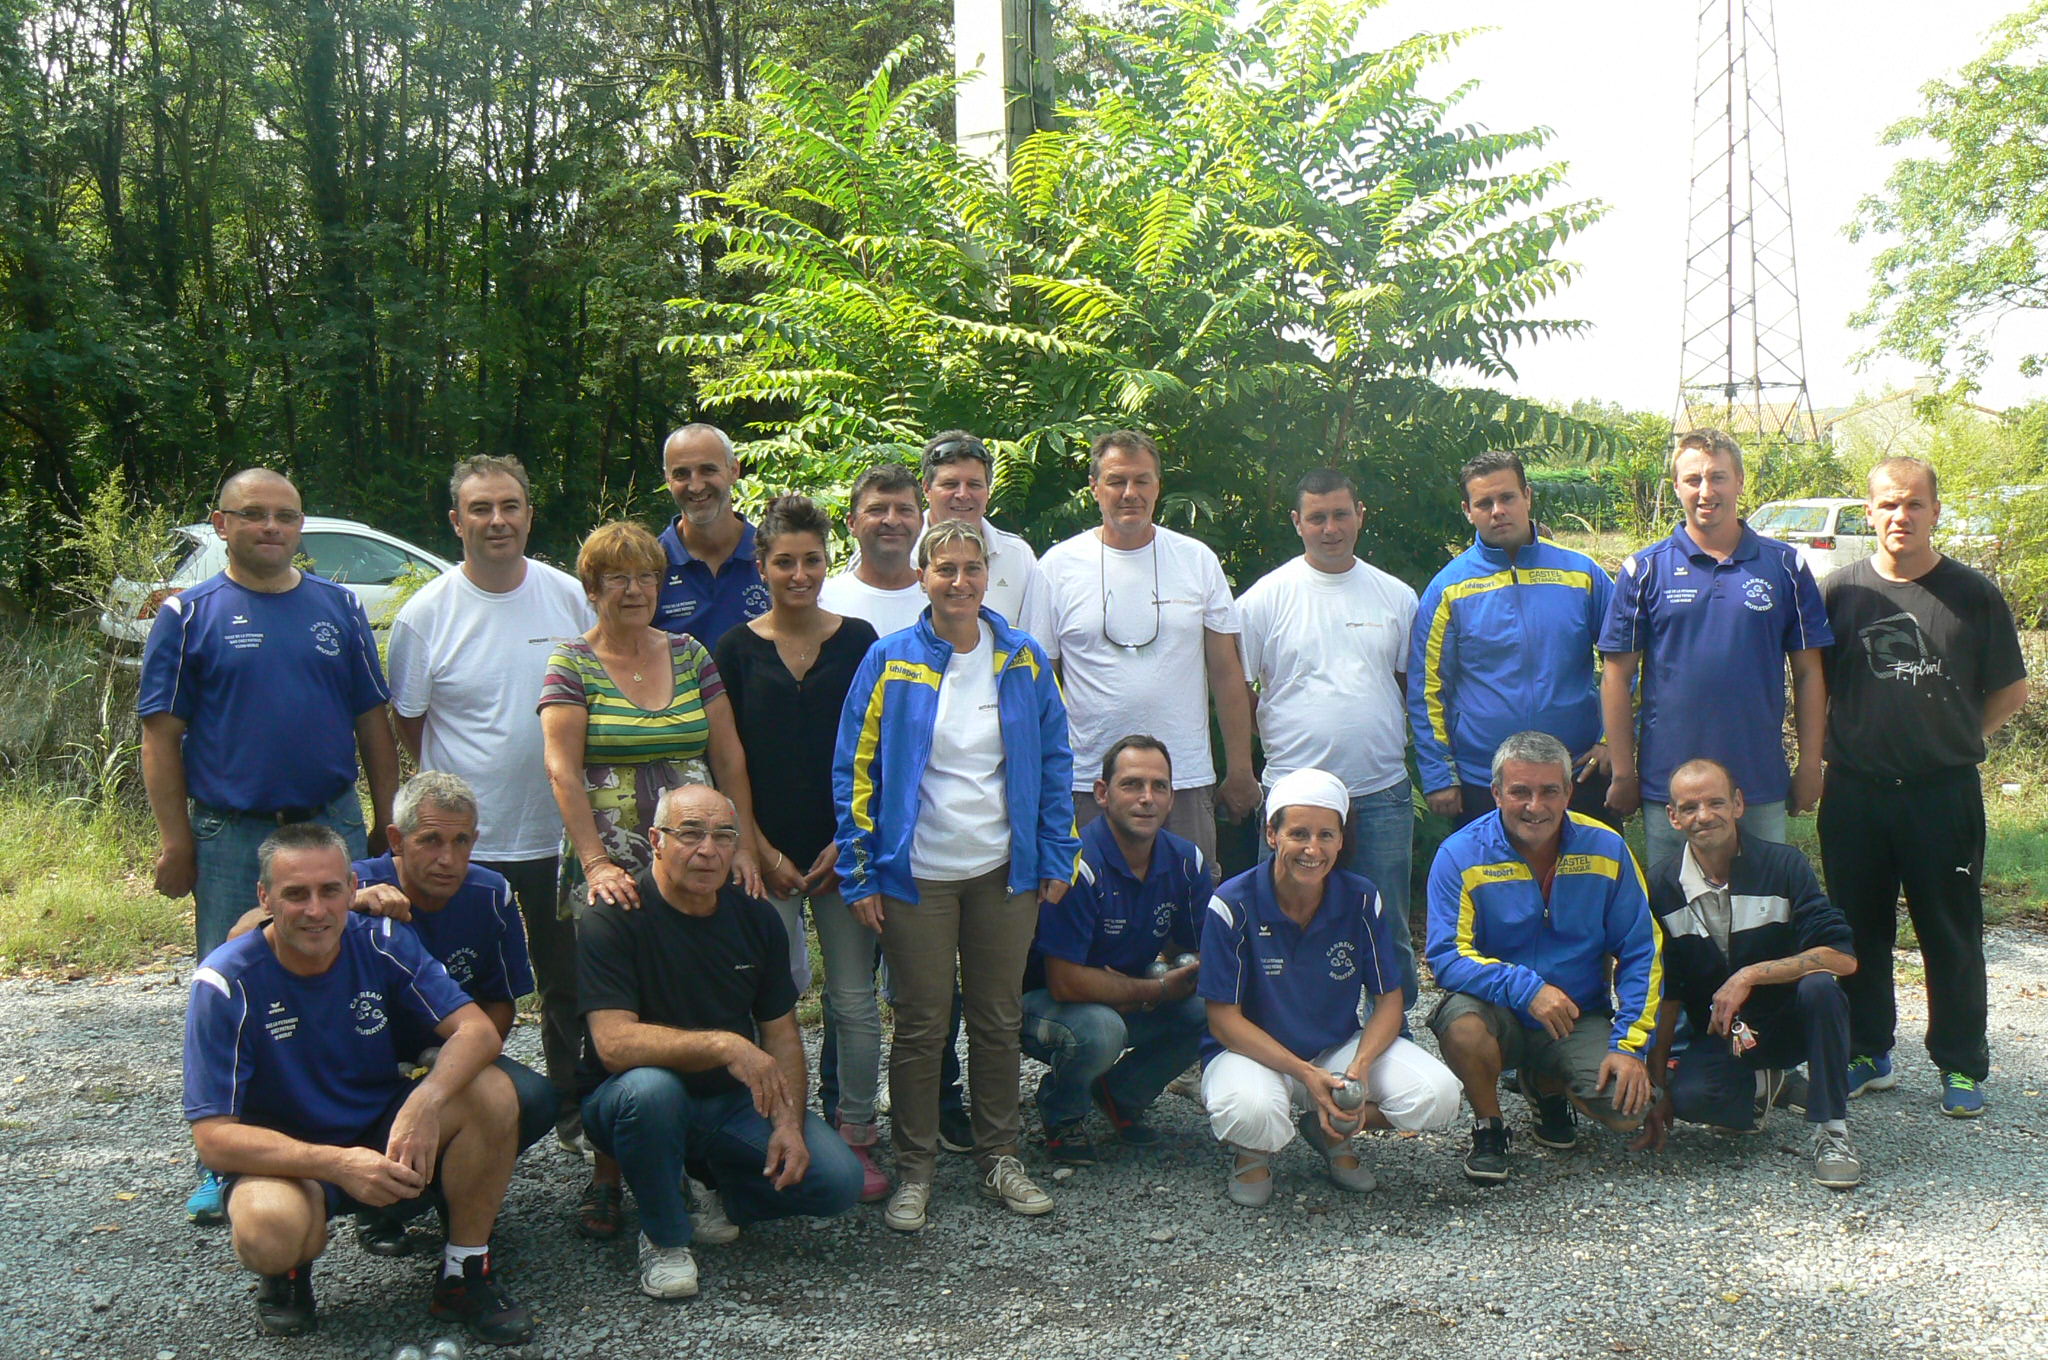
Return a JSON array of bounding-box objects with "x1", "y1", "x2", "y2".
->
[{"x1": 1428, "y1": 991, "x2": 1639, "y2": 1125}]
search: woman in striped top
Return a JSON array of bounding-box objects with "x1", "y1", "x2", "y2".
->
[{"x1": 539, "y1": 520, "x2": 763, "y2": 914}]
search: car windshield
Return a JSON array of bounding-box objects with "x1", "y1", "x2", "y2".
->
[{"x1": 1749, "y1": 504, "x2": 1830, "y2": 536}]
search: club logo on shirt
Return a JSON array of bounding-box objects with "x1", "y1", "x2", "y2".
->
[
  {"x1": 1742, "y1": 577, "x2": 1775, "y2": 613},
  {"x1": 310, "y1": 620, "x2": 342, "y2": 657},
  {"x1": 442, "y1": 947, "x2": 478, "y2": 988},
  {"x1": 1662, "y1": 587, "x2": 1700, "y2": 605},
  {"x1": 1326, "y1": 941, "x2": 1356, "y2": 981},
  {"x1": 1858, "y1": 612, "x2": 1947, "y2": 684},
  {"x1": 351, "y1": 990, "x2": 389, "y2": 1037},
  {"x1": 1153, "y1": 900, "x2": 1175, "y2": 936},
  {"x1": 744, "y1": 584, "x2": 772, "y2": 615}
]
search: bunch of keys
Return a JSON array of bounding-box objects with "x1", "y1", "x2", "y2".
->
[{"x1": 1728, "y1": 1017, "x2": 1759, "y2": 1057}]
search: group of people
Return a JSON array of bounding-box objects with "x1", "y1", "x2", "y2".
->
[{"x1": 147, "y1": 423, "x2": 2029, "y2": 1345}]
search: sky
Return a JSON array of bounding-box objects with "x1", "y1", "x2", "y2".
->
[{"x1": 1362, "y1": 0, "x2": 2038, "y2": 416}]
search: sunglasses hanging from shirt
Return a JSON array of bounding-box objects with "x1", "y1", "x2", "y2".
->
[{"x1": 1099, "y1": 536, "x2": 1161, "y2": 650}]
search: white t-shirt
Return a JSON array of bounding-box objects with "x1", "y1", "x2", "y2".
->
[
  {"x1": 819, "y1": 570, "x2": 927, "y2": 639},
  {"x1": 1040, "y1": 525, "x2": 1240, "y2": 790},
  {"x1": 910, "y1": 622, "x2": 1010, "y2": 881},
  {"x1": 386, "y1": 561, "x2": 595, "y2": 860},
  {"x1": 1237, "y1": 555, "x2": 1417, "y2": 797}
]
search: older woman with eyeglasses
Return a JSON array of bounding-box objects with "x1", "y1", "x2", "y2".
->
[
  {"x1": 540, "y1": 519, "x2": 764, "y2": 1239},
  {"x1": 833, "y1": 519, "x2": 1079, "y2": 1233}
]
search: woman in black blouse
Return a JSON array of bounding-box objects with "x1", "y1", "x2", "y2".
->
[{"x1": 712, "y1": 494, "x2": 887, "y2": 1202}]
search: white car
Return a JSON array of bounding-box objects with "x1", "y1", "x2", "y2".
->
[
  {"x1": 97, "y1": 516, "x2": 454, "y2": 657},
  {"x1": 1747, "y1": 498, "x2": 1875, "y2": 579}
]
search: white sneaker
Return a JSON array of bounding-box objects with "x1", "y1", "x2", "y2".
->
[
  {"x1": 1166, "y1": 1063, "x2": 1207, "y2": 1109},
  {"x1": 637, "y1": 1233, "x2": 698, "y2": 1299},
  {"x1": 685, "y1": 1177, "x2": 741, "y2": 1245},
  {"x1": 883, "y1": 1180, "x2": 931, "y2": 1233},
  {"x1": 978, "y1": 1154, "x2": 1054, "y2": 1216}
]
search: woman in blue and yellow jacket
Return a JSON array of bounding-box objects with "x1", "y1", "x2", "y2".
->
[{"x1": 831, "y1": 519, "x2": 1079, "y2": 1231}]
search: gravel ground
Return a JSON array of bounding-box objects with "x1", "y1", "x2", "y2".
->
[{"x1": 5, "y1": 930, "x2": 2046, "y2": 1360}]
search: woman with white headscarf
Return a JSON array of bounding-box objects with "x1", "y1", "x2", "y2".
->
[{"x1": 1198, "y1": 768, "x2": 1463, "y2": 1207}]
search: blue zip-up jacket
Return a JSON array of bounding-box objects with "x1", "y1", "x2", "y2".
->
[
  {"x1": 1425, "y1": 810, "x2": 1663, "y2": 1055},
  {"x1": 832, "y1": 607, "x2": 1079, "y2": 906},
  {"x1": 1407, "y1": 532, "x2": 1613, "y2": 794}
]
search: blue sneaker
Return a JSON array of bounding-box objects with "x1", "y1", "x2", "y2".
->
[
  {"x1": 186, "y1": 1169, "x2": 226, "y2": 1225},
  {"x1": 1846, "y1": 1053, "x2": 1898, "y2": 1099},
  {"x1": 1939, "y1": 1072, "x2": 1985, "y2": 1118}
]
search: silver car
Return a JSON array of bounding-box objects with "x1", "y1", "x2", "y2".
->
[{"x1": 97, "y1": 516, "x2": 454, "y2": 657}]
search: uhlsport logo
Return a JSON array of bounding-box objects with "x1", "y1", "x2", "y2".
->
[
  {"x1": 1326, "y1": 940, "x2": 1356, "y2": 981},
  {"x1": 310, "y1": 620, "x2": 342, "y2": 656},
  {"x1": 351, "y1": 990, "x2": 389, "y2": 1037},
  {"x1": 1742, "y1": 577, "x2": 1775, "y2": 613}
]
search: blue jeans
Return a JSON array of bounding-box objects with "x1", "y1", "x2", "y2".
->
[
  {"x1": 1020, "y1": 991, "x2": 1208, "y2": 1126},
  {"x1": 1260, "y1": 782, "x2": 1418, "y2": 1009},
  {"x1": 191, "y1": 787, "x2": 366, "y2": 961},
  {"x1": 582, "y1": 1067, "x2": 862, "y2": 1249}
]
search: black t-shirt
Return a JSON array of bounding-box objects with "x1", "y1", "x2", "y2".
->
[
  {"x1": 713, "y1": 616, "x2": 878, "y2": 869},
  {"x1": 575, "y1": 878, "x2": 798, "y2": 1098},
  {"x1": 1821, "y1": 555, "x2": 2028, "y2": 778}
]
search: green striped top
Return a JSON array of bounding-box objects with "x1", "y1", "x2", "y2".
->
[{"x1": 538, "y1": 633, "x2": 723, "y2": 767}]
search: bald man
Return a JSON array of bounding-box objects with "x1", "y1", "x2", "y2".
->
[
  {"x1": 654, "y1": 424, "x2": 770, "y2": 644},
  {"x1": 140, "y1": 468, "x2": 401, "y2": 1225}
]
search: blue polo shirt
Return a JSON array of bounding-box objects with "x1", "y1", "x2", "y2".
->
[
  {"x1": 1197, "y1": 864, "x2": 1403, "y2": 1067},
  {"x1": 354, "y1": 853, "x2": 533, "y2": 1056},
  {"x1": 1596, "y1": 524, "x2": 1830, "y2": 804},
  {"x1": 655, "y1": 515, "x2": 769, "y2": 644},
  {"x1": 138, "y1": 571, "x2": 390, "y2": 812},
  {"x1": 183, "y1": 914, "x2": 472, "y2": 1147},
  {"x1": 1024, "y1": 819, "x2": 1206, "y2": 991}
]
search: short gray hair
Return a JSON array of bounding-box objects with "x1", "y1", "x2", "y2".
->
[
  {"x1": 652, "y1": 782, "x2": 736, "y2": 828},
  {"x1": 257, "y1": 823, "x2": 349, "y2": 887},
  {"x1": 393, "y1": 771, "x2": 479, "y2": 836},
  {"x1": 1489, "y1": 730, "x2": 1574, "y2": 790},
  {"x1": 917, "y1": 518, "x2": 990, "y2": 568},
  {"x1": 664, "y1": 423, "x2": 736, "y2": 464}
]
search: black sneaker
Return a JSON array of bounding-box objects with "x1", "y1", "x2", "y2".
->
[
  {"x1": 1464, "y1": 1119, "x2": 1511, "y2": 1183},
  {"x1": 1762, "y1": 1068, "x2": 1809, "y2": 1119},
  {"x1": 938, "y1": 1104, "x2": 975, "y2": 1154},
  {"x1": 1090, "y1": 1078, "x2": 1162, "y2": 1148},
  {"x1": 1042, "y1": 1117, "x2": 1099, "y2": 1167},
  {"x1": 255, "y1": 1264, "x2": 317, "y2": 1336},
  {"x1": 429, "y1": 1252, "x2": 535, "y2": 1345},
  {"x1": 1530, "y1": 1091, "x2": 1578, "y2": 1149},
  {"x1": 354, "y1": 1208, "x2": 412, "y2": 1257}
]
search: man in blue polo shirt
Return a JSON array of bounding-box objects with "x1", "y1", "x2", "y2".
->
[
  {"x1": 140, "y1": 467, "x2": 401, "y2": 1224},
  {"x1": 1022, "y1": 736, "x2": 1211, "y2": 1164},
  {"x1": 229, "y1": 771, "x2": 555, "y2": 1254},
  {"x1": 1598, "y1": 428, "x2": 1831, "y2": 868},
  {"x1": 184, "y1": 823, "x2": 532, "y2": 1344},
  {"x1": 1426, "y1": 731, "x2": 1661, "y2": 1184},
  {"x1": 654, "y1": 423, "x2": 769, "y2": 643},
  {"x1": 1200, "y1": 768, "x2": 1462, "y2": 1208}
]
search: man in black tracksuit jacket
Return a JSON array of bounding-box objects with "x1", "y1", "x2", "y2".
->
[{"x1": 1634, "y1": 758, "x2": 1863, "y2": 1189}]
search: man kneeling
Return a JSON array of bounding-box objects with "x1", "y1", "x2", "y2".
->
[
  {"x1": 1425, "y1": 731, "x2": 1661, "y2": 1183},
  {"x1": 1201, "y1": 769, "x2": 1462, "y2": 1206},
  {"x1": 184, "y1": 824, "x2": 532, "y2": 1343},
  {"x1": 578, "y1": 785, "x2": 861, "y2": 1299},
  {"x1": 1633, "y1": 758, "x2": 1862, "y2": 1188}
]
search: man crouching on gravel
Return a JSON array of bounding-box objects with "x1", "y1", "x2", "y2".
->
[{"x1": 183, "y1": 823, "x2": 534, "y2": 1345}]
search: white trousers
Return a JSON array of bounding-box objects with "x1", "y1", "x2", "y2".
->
[{"x1": 1202, "y1": 1033, "x2": 1463, "y2": 1154}]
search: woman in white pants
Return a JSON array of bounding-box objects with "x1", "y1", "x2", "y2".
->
[{"x1": 1199, "y1": 768, "x2": 1462, "y2": 1206}]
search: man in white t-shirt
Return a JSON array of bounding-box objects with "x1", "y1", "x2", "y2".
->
[
  {"x1": 385, "y1": 455, "x2": 594, "y2": 1152},
  {"x1": 819, "y1": 463, "x2": 927, "y2": 638},
  {"x1": 1040, "y1": 430, "x2": 1258, "y2": 874},
  {"x1": 912, "y1": 431, "x2": 1057, "y2": 653},
  {"x1": 1237, "y1": 468, "x2": 1420, "y2": 1004}
]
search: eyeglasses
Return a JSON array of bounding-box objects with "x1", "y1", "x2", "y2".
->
[
  {"x1": 219, "y1": 507, "x2": 305, "y2": 527},
  {"x1": 1099, "y1": 537, "x2": 1161, "y2": 650},
  {"x1": 599, "y1": 571, "x2": 663, "y2": 592},
  {"x1": 654, "y1": 824, "x2": 741, "y2": 849}
]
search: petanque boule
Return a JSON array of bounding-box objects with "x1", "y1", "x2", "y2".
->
[
  {"x1": 1144, "y1": 960, "x2": 1173, "y2": 979},
  {"x1": 1172, "y1": 953, "x2": 1200, "y2": 970}
]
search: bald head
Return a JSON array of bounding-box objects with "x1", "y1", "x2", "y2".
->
[
  {"x1": 212, "y1": 468, "x2": 304, "y2": 584},
  {"x1": 219, "y1": 468, "x2": 298, "y2": 508},
  {"x1": 663, "y1": 425, "x2": 740, "y2": 529}
]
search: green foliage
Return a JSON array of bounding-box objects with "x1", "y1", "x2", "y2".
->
[
  {"x1": 0, "y1": 785, "x2": 172, "y2": 975},
  {"x1": 1851, "y1": 2, "x2": 2048, "y2": 381},
  {"x1": 667, "y1": 0, "x2": 1612, "y2": 585}
]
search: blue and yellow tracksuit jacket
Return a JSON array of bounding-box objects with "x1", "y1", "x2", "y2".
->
[
  {"x1": 831, "y1": 607, "x2": 1080, "y2": 906},
  {"x1": 1425, "y1": 811, "x2": 1663, "y2": 1055},
  {"x1": 1407, "y1": 533, "x2": 1613, "y2": 795}
]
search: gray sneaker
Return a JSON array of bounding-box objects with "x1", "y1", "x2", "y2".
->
[
  {"x1": 978, "y1": 1154, "x2": 1054, "y2": 1215},
  {"x1": 686, "y1": 1177, "x2": 741, "y2": 1244},
  {"x1": 1811, "y1": 1126, "x2": 1863, "y2": 1190}
]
